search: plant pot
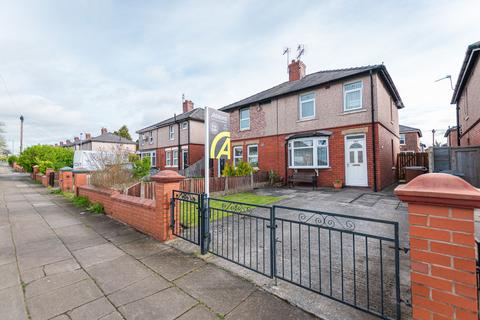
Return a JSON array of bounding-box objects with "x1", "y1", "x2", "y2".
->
[{"x1": 333, "y1": 181, "x2": 342, "y2": 189}]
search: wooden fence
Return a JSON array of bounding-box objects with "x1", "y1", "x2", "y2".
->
[
  {"x1": 124, "y1": 181, "x2": 155, "y2": 199},
  {"x1": 179, "y1": 171, "x2": 269, "y2": 195},
  {"x1": 397, "y1": 152, "x2": 429, "y2": 180}
]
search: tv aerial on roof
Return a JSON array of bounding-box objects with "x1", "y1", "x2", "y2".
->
[
  {"x1": 296, "y1": 44, "x2": 305, "y2": 60},
  {"x1": 283, "y1": 47, "x2": 291, "y2": 74}
]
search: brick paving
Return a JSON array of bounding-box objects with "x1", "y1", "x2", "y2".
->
[{"x1": 0, "y1": 164, "x2": 317, "y2": 320}]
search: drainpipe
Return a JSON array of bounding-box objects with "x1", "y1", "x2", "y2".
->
[
  {"x1": 456, "y1": 105, "x2": 461, "y2": 147},
  {"x1": 284, "y1": 141, "x2": 288, "y2": 185},
  {"x1": 175, "y1": 114, "x2": 181, "y2": 171},
  {"x1": 370, "y1": 70, "x2": 378, "y2": 192}
]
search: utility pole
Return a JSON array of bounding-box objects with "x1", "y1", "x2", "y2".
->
[
  {"x1": 431, "y1": 129, "x2": 436, "y2": 147},
  {"x1": 19, "y1": 115, "x2": 24, "y2": 153}
]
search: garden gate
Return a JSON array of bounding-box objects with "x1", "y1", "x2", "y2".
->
[{"x1": 171, "y1": 190, "x2": 401, "y2": 319}]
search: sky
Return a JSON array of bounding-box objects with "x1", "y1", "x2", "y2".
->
[{"x1": 0, "y1": 0, "x2": 479, "y2": 153}]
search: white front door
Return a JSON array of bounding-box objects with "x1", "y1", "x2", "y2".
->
[{"x1": 345, "y1": 134, "x2": 368, "y2": 187}]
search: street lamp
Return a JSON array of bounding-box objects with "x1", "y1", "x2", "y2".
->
[{"x1": 19, "y1": 115, "x2": 24, "y2": 154}]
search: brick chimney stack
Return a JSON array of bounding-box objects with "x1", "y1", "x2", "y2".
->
[
  {"x1": 60, "y1": 141, "x2": 64, "y2": 146},
  {"x1": 74, "y1": 137, "x2": 79, "y2": 142},
  {"x1": 101, "y1": 128, "x2": 108, "y2": 135},
  {"x1": 182, "y1": 100, "x2": 194, "y2": 113},
  {"x1": 66, "y1": 139, "x2": 72, "y2": 144},
  {"x1": 288, "y1": 59, "x2": 306, "y2": 82},
  {"x1": 85, "y1": 133, "x2": 91, "y2": 140}
]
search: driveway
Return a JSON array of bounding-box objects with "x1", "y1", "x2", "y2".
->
[
  {"x1": 0, "y1": 164, "x2": 317, "y2": 320},
  {"x1": 172, "y1": 186, "x2": 411, "y2": 320}
]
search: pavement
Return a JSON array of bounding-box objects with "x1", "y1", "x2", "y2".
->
[{"x1": 0, "y1": 164, "x2": 317, "y2": 320}]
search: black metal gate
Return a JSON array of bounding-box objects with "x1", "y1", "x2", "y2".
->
[{"x1": 170, "y1": 190, "x2": 401, "y2": 319}]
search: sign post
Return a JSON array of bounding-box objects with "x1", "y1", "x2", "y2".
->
[{"x1": 204, "y1": 107, "x2": 231, "y2": 197}]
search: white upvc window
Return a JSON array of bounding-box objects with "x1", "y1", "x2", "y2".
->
[
  {"x1": 181, "y1": 121, "x2": 188, "y2": 130},
  {"x1": 173, "y1": 149, "x2": 178, "y2": 167},
  {"x1": 148, "y1": 132, "x2": 153, "y2": 144},
  {"x1": 141, "y1": 134, "x2": 146, "y2": 146},
  {"x1": 247, "y1": 144, "x2": 258, "y2": 167},
  {"x1": 288, "y1": 137, "x2": 329, "y2": 169},
  {"x1": 165, "y1": 150, "x2": 171, "y2": 166},
  {"x1": 400, "y1": 133, "x2": 406, "y2": 145},
  {"x1": 239, "y1": 108, "x2": 250, "y2": 131},
  {"x1": 168, "y1": 125, "x2": 175, "y2": 140},
  {"x1": 233, "y1": 146, "x2": 243, "y2": 166},
  {"x1": 299, "y1": 93, "x2": 315, "y2": 119},
  {"x1": 343, "y1": 81, "x2": 363, "y2": 111},
  {"x1": 140, "y1": 151, "x2": 156, "y2": 168}
]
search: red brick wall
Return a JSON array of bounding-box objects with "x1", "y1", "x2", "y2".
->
[
  {"x1": 229, "y1": 122, "x2": 396, "y2": 190},
  {"x1": 460, "y1": 120, "x2": 480, "y2": 147},
  {"x1": 447, "y1": 129, "x2": 459, "y2": 147},
  {"x1": 77, "y1": 185, "x2": 162, "y2": 240},
  {"x1": 400, "y1": 132, "x2": 420, "y2": 152}
]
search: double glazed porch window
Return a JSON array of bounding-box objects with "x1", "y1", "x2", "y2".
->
[{"x1": 288, "y1": 137, "x2": 329, "y2": 169}]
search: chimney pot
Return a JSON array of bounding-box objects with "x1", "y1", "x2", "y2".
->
[
  {"x1": 101, "y1": 128, "x2": 108, "y2": 135},
  {"x1": 288, "y1": 59, "x2": 306, "y2": 82},
  {"x1": 182, "y1": 100, "x2": 194, "y2": 113}
]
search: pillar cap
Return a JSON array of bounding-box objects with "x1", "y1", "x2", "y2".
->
[
  {"x1": 395, "y1": 173, "x2": 480, "y2": 208},
  {"x1": 60, "y1": 166, "x2": 72, "y2": 171},
  {"x1": 151, "y1": 170, "x2": 185, "y2": 183}
]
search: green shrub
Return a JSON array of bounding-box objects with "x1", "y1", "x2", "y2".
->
[
  {"x1": 222, "y1": 161, "x2": 253, "y2": 177},
  {"x1": 87, "y1": 202, "x2": 104, "y2": 214},
  {"x1": 17, "y1": 145, "x2": 73, "y2": 173},
  {"x1": 50, "y1": 188, "x2": 63, "y2": 195},
  {"x1": 132, "y1": 157, "x2": 151, "y2": 179},
  {"x1": 37, "y1": 160, "x2": 54, "y2": 174},
  {"x1": 71, "y1": 196, "x2": 90, "y2": 208},
  {"x1": 128, "y1": 153, "x2": 140, "y2": 162},
  {"x1": 7, "y1": 155, "x2": 17, "y2": 166}
]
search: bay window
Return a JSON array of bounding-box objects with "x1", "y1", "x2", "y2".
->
[
  {"x1": 288, "y1": 137, "x2": 329, "y2": 169},
  {"x1": 173, "y1": 149, "x2": 178, "y2": 167},
  {"x1": 247, "y1": 144, "x2": 258, "y2": 167}
]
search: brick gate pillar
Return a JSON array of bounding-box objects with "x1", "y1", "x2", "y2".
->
[
  {"x1": 395, "y1": 173, "x2": 480, "y2": 320},
  {"x1": 151, "y1": 170, "x2": 185, "y2": 242},
  {"x1": 73, "y1": 172, "x2": 88, "y2": 195},
  {"x1": 59, "y1": 167, "x2": 73, "y2": 192}
]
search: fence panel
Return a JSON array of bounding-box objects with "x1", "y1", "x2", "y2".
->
[
  {"x1": 397, "y1": 152, "x2": 429, "y2": 180},
  {"x1": 179, "y1": 172, "x2": 269, "y2": 194}
]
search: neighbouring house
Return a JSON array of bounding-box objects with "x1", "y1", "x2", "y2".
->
[
  {"x1": 451, "y1": 41, "x2": 480, "y2": 146},
  {"x1": 399, "y1": 125, "x2": 422, "y2": 152},
  {"x1": 136, "y1": 100, "x2": 205, "y2": 171},
  {"x1": 444, "y1": 126, "x2": 459, "y2": 147},
  {"x1": 60, "y1": 128, "x2": 136, "y2": 153},
  {"x1": 219, "y1": 59, "x2": 404, "y2": 191}
]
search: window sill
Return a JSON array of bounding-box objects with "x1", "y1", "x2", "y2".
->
[
  {"x1": 297, "y1": 117, "x2": 316, "y2": 123},
  {"x1": 340, "y1": 108, "x2": 366, "y2": 115},
  {"x1": 289, "y1": 166, "x2": 331, "y2": 170},
  {"x1": 239, "y1": 128, "x2": 250, "y2": 132}
]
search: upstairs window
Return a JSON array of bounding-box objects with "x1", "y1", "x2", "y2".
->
[
  {"x1": 148, "y1": 132, "x2": 153, "y2": 144},
  {"x1": 299, "y1": 93, "x2": 315, "y2": 119},
  {"x1": 168, "y1": 125, "x2": 175, "y2": 140},
  {"x1": 344, "y1": 81, "x2": 363, "y2": 111},
  {"x1": 247, "y1": 144, "x2": 258, "y2": 167},
  {"x1": 181, "y1": 122, "x2": 188, "y2": 130},
  {"x1": 400, "y1": 134, "x2": 406, "y2": 145},
  {"x1": 239, "y1": 108, "x2": 250, "y2": 131},
  {"x1": 233, "y1": 146, "x2": 243, "y2": 166}
]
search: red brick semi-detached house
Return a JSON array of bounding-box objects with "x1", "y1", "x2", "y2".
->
[
  {"x1": 219, "y1": 59, "x2": 405, "y2": 191},
  {"x1": 136, "y1": 100, "x2": 204, "y2": 171},
  {"x1": 451, "y1": 41, "x2": 480, "y2": 146},
  {"x1": 399, "y1": 125, "x2": 423, "y2": 152}
]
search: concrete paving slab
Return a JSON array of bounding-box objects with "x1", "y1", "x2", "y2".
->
[
  {"x1": 17, "y1": 244, "x2": 73, "y2": 272},
  {"x1": 73, "y1": 243, "x2": 125, "y2": 268},
  {"x1": 25, "y1": 269, "x2": 88, "y2": 298},
  {"x1": 0, "y1": 262, "x2": 19, "y2": 290},
  {"x1": 99, "y1": 311, "x2": 125, "y2": 320},
  {"x1": 107, "y1": 228, "x2": 147, "y2": 245},
  {"x1": 27, "y1": 278, "x2": 103, "y2": 320},
  {"x1": 119, "y1": 237, "x2": 170, "y2": 259},
  {"x1": 118, "y1": 287, "x2": 197, "y2": 320},
  {"x1": 174, "y1": 264, "x2": 256, "y2": 315},
  {"x1": 0, "y1": 285, "x2": 28, "y2": 320},
  {"x1": 68, "y1": 297, "x2": 116, "y2": 320},
  {"x1": 141, "y1": 248, "x2": 205, "y2": 280},
  {"x1": 21, "y1": 266, "x2": 45, "y2": 284},
  {"x1": 226, "y1": 289, "x2": 317, "y2": 320},
  {"x1": 86, "y1": 255, "x2": 152, "y2": 294},
  {"x1": 50, "y1": 314, "x2": 70, "y2": 320},
  {"x1": 177, "y1": 304, "x2": 218, "y2": 320},
  {"x1": 43, "y1": 258, "x2": 81, "y2": 275},
  {"x1": 108, "y1": 274, "x2": 171, "y2": 307}
]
